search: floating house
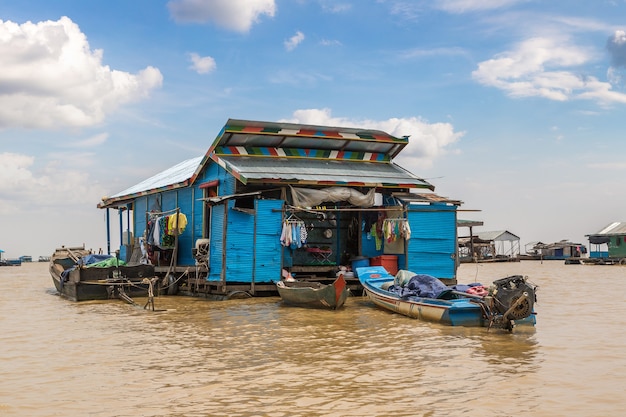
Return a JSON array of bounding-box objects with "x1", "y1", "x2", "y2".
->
[
  {"x1": 98, "y1": 119, "x2": 463, "y2": 296},
  {"x1": 0, "y1": 250, "x2": 22, "y2": 266},
  {"x1": 584, "y1": 222, "x2": 626, "y2": 264},
  {"x1": 521, "y1": 240, "x2": 586, "y2": 260},
  {"x1": 457, "y1": 219, "x2": 484, "y2": 263},
  {"x1": 458, "y1": 230, "x2": 520, "y2": 262}
]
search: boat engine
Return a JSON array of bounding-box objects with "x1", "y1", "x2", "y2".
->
[{"x1": 491, "y1": 275, "x2": 536, "y2": 320}]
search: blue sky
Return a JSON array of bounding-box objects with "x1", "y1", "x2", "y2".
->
[{"x1": 2, "y1": 0, "x2": 626, "y2": 258}]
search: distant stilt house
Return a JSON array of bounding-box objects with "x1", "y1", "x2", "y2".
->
[
  {"x1": 457, "y1": 219, "x2": 484, "y2": 263},
  {"x1": 522, "y1": 240, "x2": 586, "y2": 260},
  {"x1": 97, "y1": 119, "x2": 463, "y2": 297},
  {"x1": 585, "y1": 222, "x2": 626, "y2": 264},
  {"x1": 459, "y1": 230, "x2": 520, "y2": 262}
]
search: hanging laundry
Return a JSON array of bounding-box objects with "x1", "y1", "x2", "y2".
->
[
  {"x1": 383, "y1": 218, "x2": 410, "y2": 243},
  {"x1": 371, "y1": 224, "x2": 382, "y2": 250},
  {"x1": 167, "y1": 213, "x2": 188, "y2": 235},
  {"x1": 290, "y1": 222, "x2": 299, "y2": 249},
  {"x1": 280, "y1": 221, "x2": 292, "y2": 247},
  {"x1": 401, "y1": 220, "x2": 411, "y2": 240}
]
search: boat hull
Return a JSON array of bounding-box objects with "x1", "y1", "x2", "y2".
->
[
  {"x1": 49, "y1": 246, "x2": 155, "y2": 302},
  {"x1": 358, "y1": 266, "x2": 536, "y2": 329},
  {"x1": 50, "y1": 266, "x2": 153, "y2": 302},
  {"x1": 276, "y1": 275, "x2": 349, "y2": 309}
]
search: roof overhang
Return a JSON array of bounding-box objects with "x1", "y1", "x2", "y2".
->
[
  {"x1": 209, "y1": 155, "x2": 434, "y2": 190},
  {"x1": 98, "y1": 156, "x2": 203, "y2": 209},
  {"x1": 208, "y1": 118, "x2": 409, "y2": 160}
]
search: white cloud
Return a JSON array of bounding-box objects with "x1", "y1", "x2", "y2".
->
[
  {"x1": 398, "y1": 46, "x2": 468, "y2": 60},
  {"x1": 320, "y1": 39, "x2": 342, "y2": 47},
  {"x1": 168, "y1": 0, "x2": 276, "y2": 32},
  {"x1": 67, "y1": 133, "x2": 108, "y2": 148},
  {"x1": 0, "y1": 152, "x2": 107, "y2": 215},
  {"x1": 189, "y1": 53, "x2": 217, "y2": 74},
  {"x1": 472, "y1": 36, "x2": 626, "y2": 104},
  {"x1": 0, "y1": 17, "x2": 163, "y2": 129},
  {"x1": 434, "y1": 0, "x2": 528, "y2": 13},
  {"x1": 587, "y1": 162, "x2": 626, "y2": 170},
  {"x1": 607, "y1": 30, "x2": 626, "y2": 68},
  {"x1": 280, "y1": 108, "x2": 463, "y2": 169},
  {"x1": 285, "y1": 31, "x2": 305, "y2": 51},
  {"x1": 319, "y1": 1, "x2": 352, "y2": 13}
]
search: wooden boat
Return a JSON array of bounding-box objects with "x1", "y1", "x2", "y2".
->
[
  {"x1": 49, "y1": 245, "x2": 156, "y2": 302},
  {"x1": 276, "y1": 275, "x2": 349, "y2": 310},
  {"x1": 357, "y1": 266, "x2": 536, "y2": 331}
]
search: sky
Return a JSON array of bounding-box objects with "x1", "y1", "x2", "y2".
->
[{"x1": 2, "y1": 0, "x2": 626, "y2": 259}]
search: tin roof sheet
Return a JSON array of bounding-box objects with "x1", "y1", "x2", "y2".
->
[
  {"x1": 104, "y1": 156, "x2": 203, "y2": 202},
  {"x1": 99, "y1": 119, "x2": 434, "y2": 208},
  {"x1": 210, "y1": 118, "x2": 408, "y2": 159},
  {"x1": 477, "y1": 230, "x2": 520, "y2": 241},
  {"x1": 213, "y1": 156, "x2": 433, "y2": 189},
  {"x1": 588, "y1": 222, "x2": 626, "y2": 236}
]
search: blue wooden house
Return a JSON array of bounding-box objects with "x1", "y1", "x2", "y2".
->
[{"x1": 98, "y1": 119, "x2": 462, "y2": 296}]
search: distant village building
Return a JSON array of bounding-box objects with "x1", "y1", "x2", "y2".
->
[
  {"x1": 98, "y1": 119, "x2": 463, "y2": 296},
  {"x1": 458, "y1": 229, "x2": 520, "y2": 262},
  {"x1": 522, "y1": 240, "x2": 586, "y2": 260},
  {"x1": 585, "y1": 222, "x2": 626, "y2": 262}
]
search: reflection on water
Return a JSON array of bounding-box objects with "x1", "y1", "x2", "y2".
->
[{"x1": 0, "y1": 261, "x2": 625, "y2": 416}]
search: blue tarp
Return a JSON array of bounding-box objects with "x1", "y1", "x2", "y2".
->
[
  {"x1": 78, "y1": 254, "x2": 115, "y2": 266},
  {"x1": 60, "y1": 254, "x2": 126, "y2": 283},
  {"x1": 388, "y1": 274, "x2": 448, "y2": 298},
  {"x1": 388, "y1": 274, "x2": 485, "y2": 299}
]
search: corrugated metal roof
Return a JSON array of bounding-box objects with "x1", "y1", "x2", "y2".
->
[
  {"x1": 457, "y1": 219, "x2": 484, "y2": 227},
  {"x1": 210, "y1": 118, "x2": 408, "y2": 159},
  {"x1": 393, "y1": 192, "x2": 462, "y2": 206},
  {"x1": 99, "y1": 119, "x2": 435, "y2": 208},
  {"x1": 588, "y1": 222, "x2": 626, "y2": 236},
  {"x1": 213, "y1": 156, "x2": 433, "y2": 189},
  {"x1": 100, "y1": 157, "x2": 203, "y2": 207},
  {"x1": 477, "y1": 230, "x2": 520, "y2": 241}
]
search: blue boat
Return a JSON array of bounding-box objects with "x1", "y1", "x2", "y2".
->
[{"x1": 357, "y1": 266, "x2": 536, "y2": 331}]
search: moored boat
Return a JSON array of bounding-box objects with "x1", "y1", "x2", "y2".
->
[
  {"x1": 357, "y1": 266, "x2": 536, "y2": 331},
  {"x1": 276, "y1": 274, "x2": 349, "y2": 310},
  {"x1": 49, "y1": 245, "x2": 156, "y2": 302}
]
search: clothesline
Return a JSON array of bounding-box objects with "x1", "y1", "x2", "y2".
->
[{"x1": 148, "y1": 207, "x2": 180, "y2": 216}]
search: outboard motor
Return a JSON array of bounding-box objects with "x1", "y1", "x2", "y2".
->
[{"x1": 492, "y1": 275, "x2": 536, "y2": 320}]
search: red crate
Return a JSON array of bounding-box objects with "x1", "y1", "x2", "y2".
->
[{"x1": 370, "y1": 255, "x2": 398, "y2": 275}]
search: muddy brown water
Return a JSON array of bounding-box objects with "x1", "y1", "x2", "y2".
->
[{"x1": 1, "y1": 261, "x2": 624, "y2": 416}]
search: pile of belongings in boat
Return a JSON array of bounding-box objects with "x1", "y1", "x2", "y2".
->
[
  {"x1": 60, "y1": 254, "x2": 126, "y2": 282},
  {"x1": 384, "y1": 270, "x2": 488, "y2": 299}
]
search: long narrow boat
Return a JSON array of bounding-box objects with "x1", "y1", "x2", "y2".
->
[
  {"x1": 49, "y1": 245, "x2": 156, "y2": 302},
  {"x1": 276, "y1": 275, "x2": 349, "y2": 310},
  {"x1": 357, "y1": 266, "x2": 536, "y2": 331}
]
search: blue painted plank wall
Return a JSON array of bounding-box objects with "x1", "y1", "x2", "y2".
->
[
  {"x1": 405, "y1": 204, "x2": 457, "y2": 279},
  {"x1": 254, "y1": 199, "x2": 283, "y2": 283}
]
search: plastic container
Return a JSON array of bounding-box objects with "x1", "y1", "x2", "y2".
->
[
  {"x1": 370, "y1": 255, "x2": 398, "y2": 275},
  {"x1": 351, "y1": 257, "x2": 370, "y2": 276}
]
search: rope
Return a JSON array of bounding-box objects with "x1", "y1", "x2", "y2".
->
[{"x1": 142, "y1": 277, "x2": 158, "y2": 311}]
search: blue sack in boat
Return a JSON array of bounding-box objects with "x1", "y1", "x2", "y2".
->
[{"x1": 406, "y1": 274, "x2": 448, "y2": 298}]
